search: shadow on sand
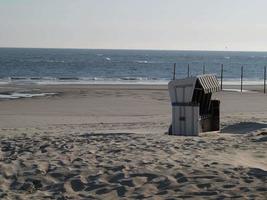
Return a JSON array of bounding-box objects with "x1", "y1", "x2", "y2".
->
[
  {"x1": 221, "y1": 122, "x2": 267, "y2": 134},
  {"x1": 79, "y1": 132, "x2": 134, "y2": 138}
]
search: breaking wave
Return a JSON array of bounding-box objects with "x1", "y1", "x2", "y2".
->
[
  {"x1": 0, "y1": 76, "x2": 264, "y2": 86},
  {"x1": 0, "y1": 92, "x2": 57, "y2": 99}
]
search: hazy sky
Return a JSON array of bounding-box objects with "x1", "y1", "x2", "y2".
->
[{"x1": 1, "y1": 0, "x2": 267, "y2": 51}]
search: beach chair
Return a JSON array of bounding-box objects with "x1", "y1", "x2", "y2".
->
[{"x1": 168, "y1": 74, "x2": 220, "y2": 136}]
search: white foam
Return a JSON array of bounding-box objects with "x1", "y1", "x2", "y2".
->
[
  {"x1": 0, "y1": 92, "x2": 56, "y2": 99},
  {"x1": 223, "y1": 80, "x2": 264, "y2": 86},
  {"x1": 136, "y1": 60, "x2": 149, "y2": 64},
  {"x1": 0, "y1": 77, "x2": 265, "y2": 86},
  {"x1": 0, "y1": 82, "x2": 9, "y2": 85},
  {"x1": 36, "y1": 80, "x2": 168, "y2": 85},
  {"x1": 0, "y1": 94, "x2": 18, "y2": 99},
  {"x1": 222, "y1": 89, "x2": 256, "y2": 93}
]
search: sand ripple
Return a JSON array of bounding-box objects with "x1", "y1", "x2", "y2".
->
[{"x1": 0, "y1": 130, "x2": 266, "y2": 199}]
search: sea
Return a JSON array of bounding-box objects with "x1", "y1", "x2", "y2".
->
[{"x1": 0, "y1": 48, "x2": 266, "y2": 85}]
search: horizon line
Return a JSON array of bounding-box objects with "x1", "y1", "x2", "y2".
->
[{"x1": 1, "y1": 46, "x2": 267, "y2": 53}]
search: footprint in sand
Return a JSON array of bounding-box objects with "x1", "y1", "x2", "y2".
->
[
  {"x1": 85, "y1": 181, "x2": 108, "y2": 192},
  {"x1": 175, "y1": 172, "x2": 188, "y2": 183},
  {"x1": 119, "y1": 179, "x2": 135, "y2": 187},
  {"x1": 247, "y1": 168, "x2": 267, "y2": 180},
  {"x1": 70, "y1": 178, "x2": 86, "y2": 192},
  {"x1": 130, "y1": 172, "x2": 158, "y2": 182},
  {"x1": 197, "y1": 183, "x2": 211, "y2": 189},
  {"x1": 108, "y1": 172, "x2": 125, "y2": 183}
]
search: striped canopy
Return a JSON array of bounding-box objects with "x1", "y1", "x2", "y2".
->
[{"x1": 196, "y1": 74, "x2": 220, "y2": 94}]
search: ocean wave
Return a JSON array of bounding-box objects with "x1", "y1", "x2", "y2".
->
[
  {"x1": 136, "y1": 60, "x2": 149, "y2": 64},
  {"x1": 11, "y1": 77, "x2": 28, "y2": 80},
  {"x1": 25, "y1": 59, "x2": 65, "y2": 63},
  {"x1": 0, "y1": 92, "x2": 57, "y2": 99},
  {"x1": 58, "y1": 77, "x2": 80, "y2": 80},
  {"x1": 46, "y1": 60, "x2": 65, "y2": 63},
  {"x1": 222, "y1": 89, "x2": 256, "y2": 93},
  {"x1": 222, "y1": 79, "x2": 265, "y2": 86},
  {"x1": 135, "y1": 60, "x2": 164, "y2": 64},
  {"x1": 119, "y1": 77, "x2": 148, "y2": 81},
  {"x1": 9, "y1": 77, "x2": 57, "y2": 82},
  {"x1": 0, "y1": 76, "x2": 265, "y2": 86}
]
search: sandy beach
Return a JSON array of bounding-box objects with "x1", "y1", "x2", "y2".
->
[{"x1": 0, "y1": 84, "x2": 266, "y2": 199}]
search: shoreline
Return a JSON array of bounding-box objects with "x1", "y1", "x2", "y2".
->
[
  {"x1": 0, "y1": 82, "x2": 266, "y2": 88},
  {"x1": 0, "y1": 77, "x2": 266, "y2": 87},
  {"x1": 0, "y1": 83, "x2": 266, "y2": 100},
  {"x1": 0, "y1": 83, "x2": 266, "y2": 128}
]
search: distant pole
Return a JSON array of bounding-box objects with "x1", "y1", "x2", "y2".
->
[
  {"x1": 203, "y1": 64, "x2": 206, "y2": 74},
  {"x1": 220, "y1": 64, "x2": 224, "y2": 90},
  {"x1": 173, "y1": 63, "x2": 176, "y2": 80},
  {"x1": 241, "y1": 66, "x2": 244, "y2": 93},
  {"x1": 264, "y1": 66, "x2": 266, "y2": 94},
  {"x1": 187, "y1": 64, "x2": 190, "y2": 77}
]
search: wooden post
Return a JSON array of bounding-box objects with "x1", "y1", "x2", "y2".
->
[
  {"x1": 220, "y1": 64, "x2": 223, "y2": 90},
  {"x1": 187, "y1": 64, "x2": 190, "y2": 77},
  {"x1": 173, "y1": 63, "x2": 176, "y2": 80},
  {"x1": 264, "y1": 66, "x2": 266, "y2": 94},
  {"x1": 203, "y1": 64, "x2": 206, "y2": 74},
  {"x1": 241, "y1": 66, "x2": 244, "y2": 93}
]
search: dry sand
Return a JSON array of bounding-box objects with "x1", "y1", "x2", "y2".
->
[{"x1": 0, "y1": 84, "x2": 266, "y2": 199}]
